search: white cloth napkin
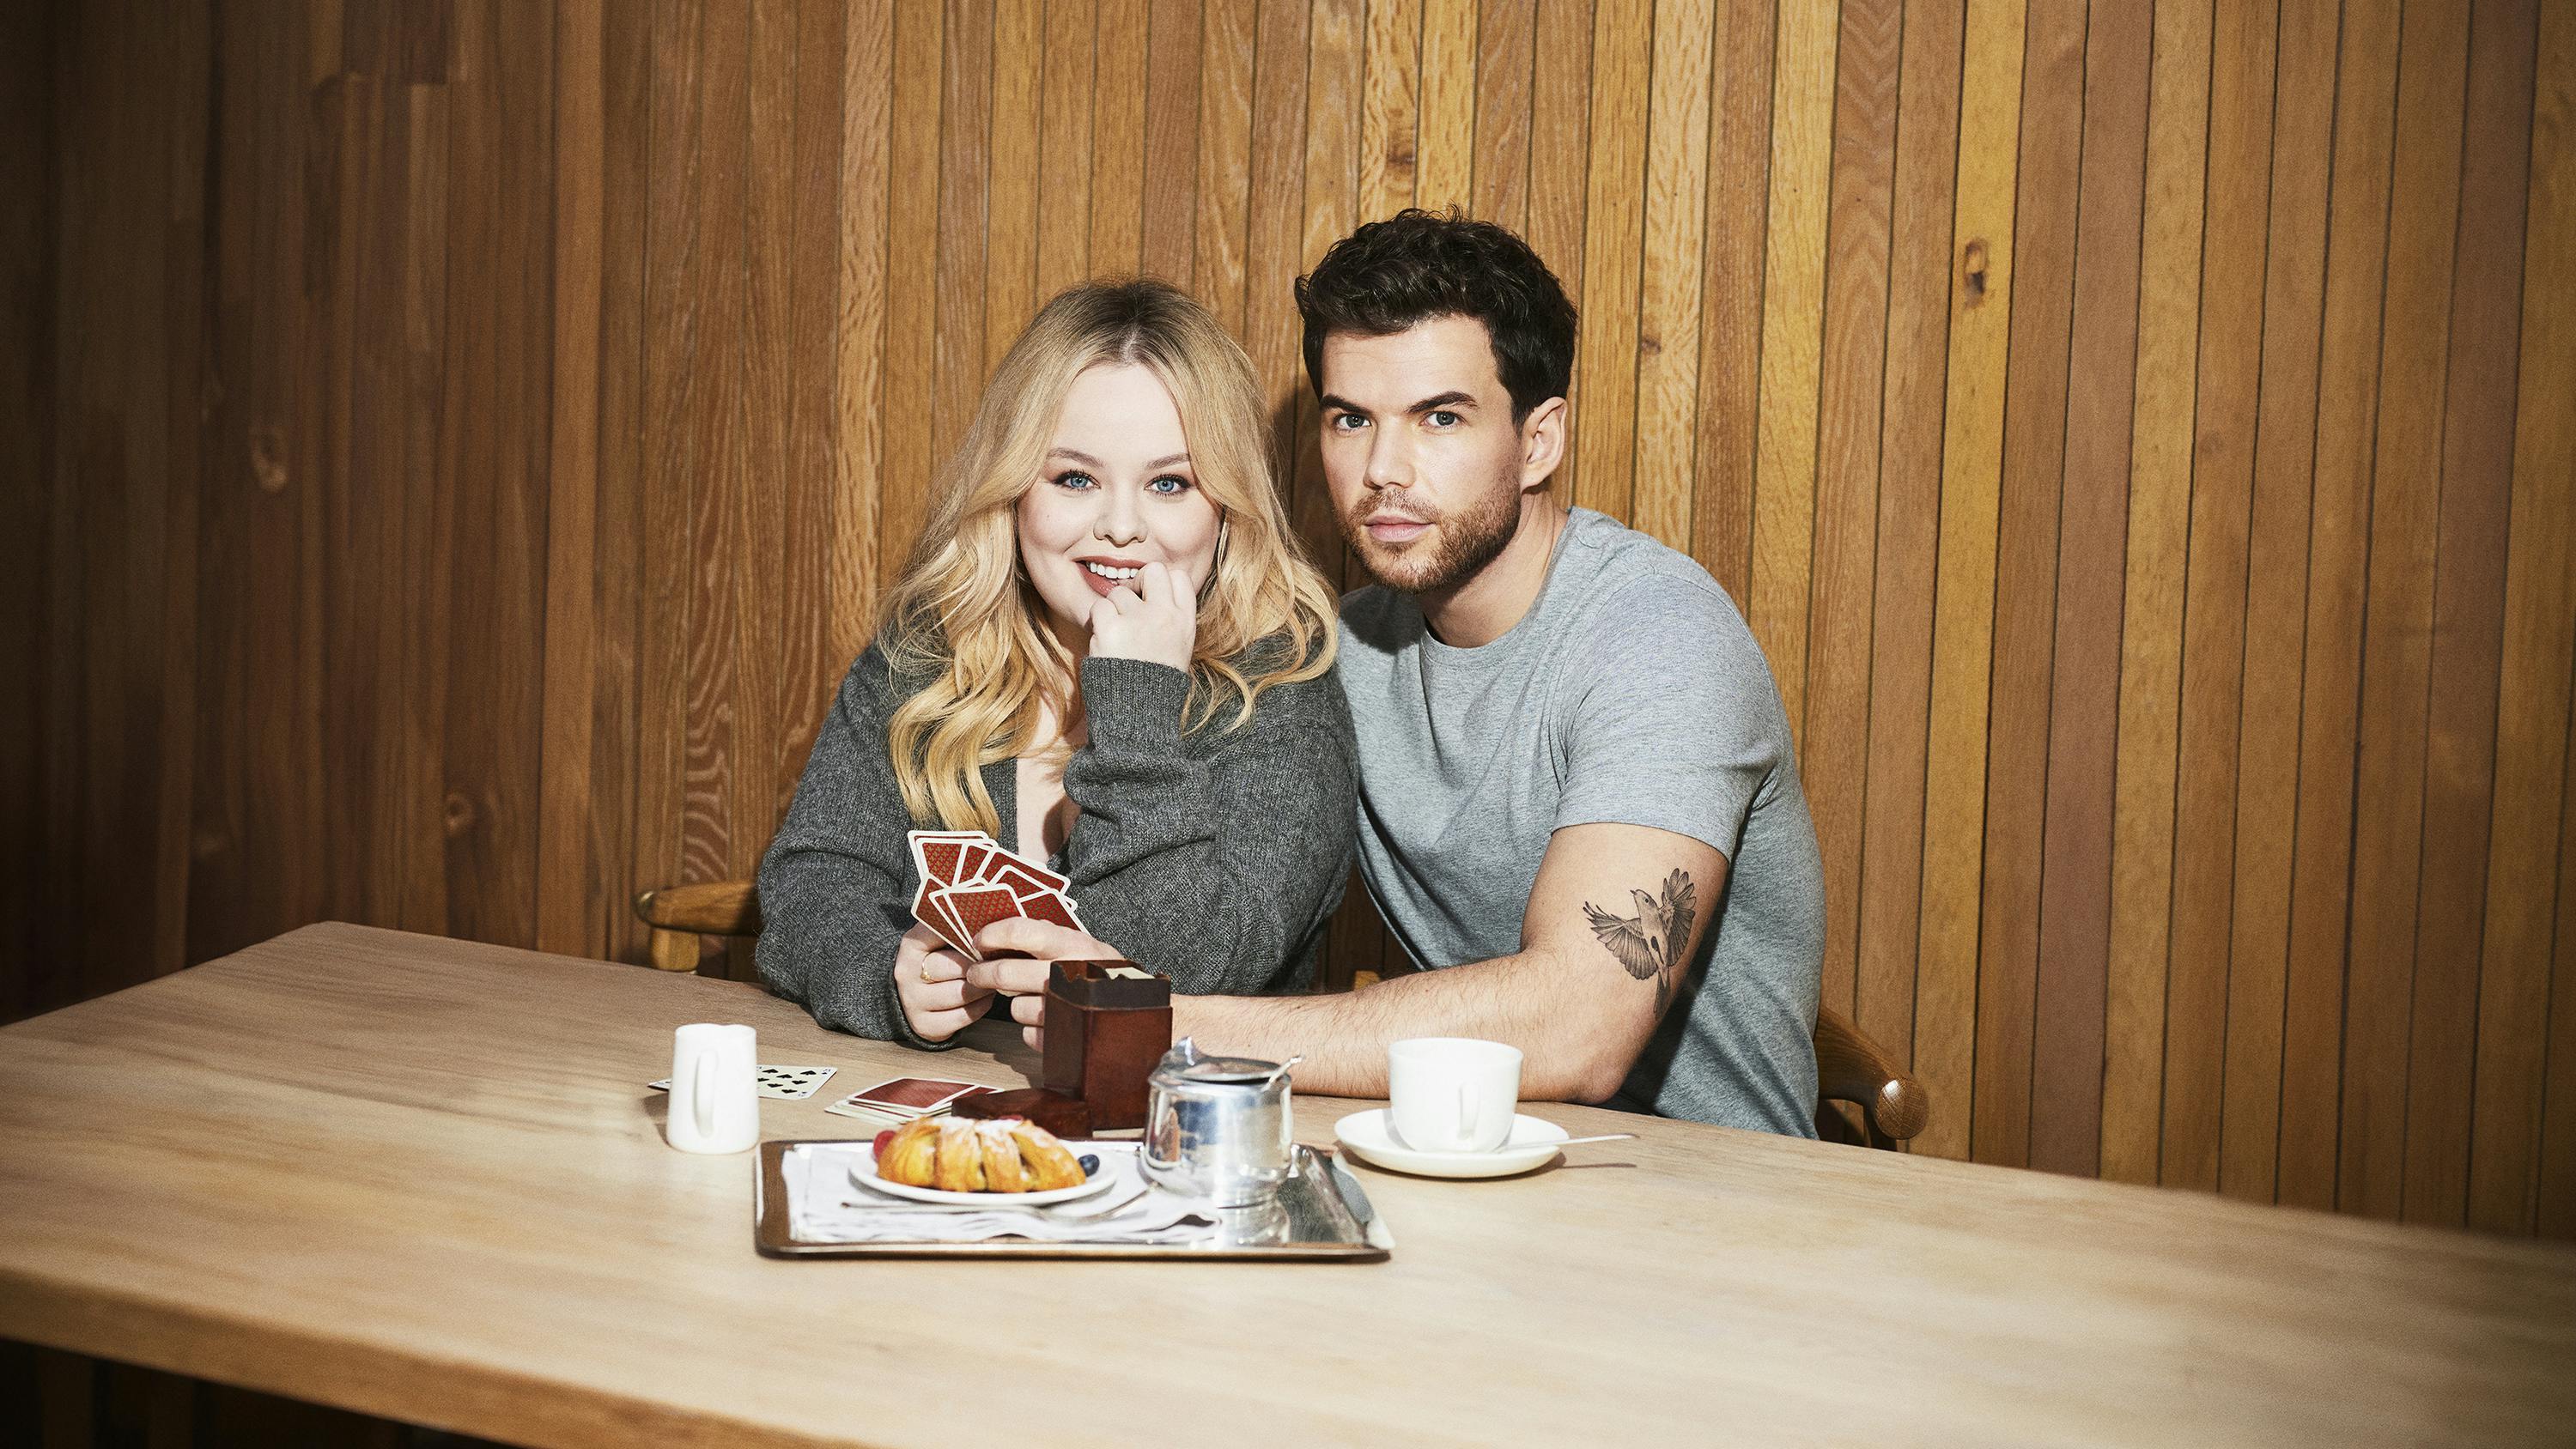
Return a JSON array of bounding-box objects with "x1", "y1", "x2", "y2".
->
[{"x1": 784, "y1": 1143, "x2": 1220, "y2": 1246}]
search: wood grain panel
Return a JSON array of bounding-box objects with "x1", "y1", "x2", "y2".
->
[
  {"x1": 2472, "y1": 0, "x2": 2576, "y2": 1236},
  {"x1": 1972, "y1": 0, "x2": 2085, "y2": 1170},
  {"x1": 1403, "y1": 0, "x2": 1467, "y2": 219},
  {"x1": 931, "y1": 0, "x2": 992, "y2": 470},
  {"x1": 673, "y1": 0, "x2": 745, "y2": 920},
  {"x1": 1035, "y1": 0, "x2": 1097, "y2": 301},
  {"x1": 2218, "y1": 0, "x2": 2335, "y2": 1204},
  {"x1": 738, "y1": 0, "x2": 795, "y2": 925},
  {"x1": 1522, "y1": 0, "x2": 1591, "y2": 458},
  {"x1": 1359, "y1": 0, "x2": 1419, "y2": 224},
  {"x1": 1297, "y1": 0, "x2": 1363, "y2": 581},
  {"x1": 2401, "y1": 0, "x2": 2538, "y2": 1228},
  {"x1": 1570, "y1": 1, "x2": 1651, "y2": 525},
  {"x1": 1854, "y1": 0, "x2": 1964, "y2": 1079},
  {"x1": 776, "y1": 0, "x2": 847, "y2": 829},
  {"x1": 1631, "y1": 0, "x2": 1715, "y2": 555},
  {"x1": 2031, "y1": 0, "x2": 2148, "y2": 1181},
  {"x1": 1193, "y1": 0, "x2": 1255, "y2": 329},
  {"x1": 1687, "y1": 0, "x2": 1776, "y2": 606},
  {"x1": 1746, "y1": 0, "x2": 1836, "y2": 742},
  {"x1": 2343, "y1": 0, "x2": 2470, "y2": 1222},
  {"x1": 880, "y1": 0, "x2": 941, "y2": 577},
  {"x1": 1141, "y1": 0, "x2": 1203, "y2": 287},
  {"x1": 1913, "y1": 0, "x2": 2025, "y2": 1165},
  {"x1": 26, "y1": 0, "x2": 2576, "y2": 1252},
  {"x1": 1470, "y1": 0, "x2": 1534, "y2": 236},
  {"x1": 1092, "y1": 0, "x2": 1150, "y2": 277},
  {"x1": 538, "y1": 0, "x2": 607, "y2": 959},
  {"x1": 829, "y1": 0, "x2": 889, "y2": 705},
  {"x1": 1241, "y1": 0, "x2": 1309, "y2": 481},
  {"x1": 1803, "y1": 0, "x2": 1899, "y2": 1025},
  {"x1": 2163, "y1": 0, "x2": 2276, "y2": 1193},
  {"x1": 986, "y1": 0, "x2": 1043, "y2": 367},
  {"x1": 2277, "y1": 0, "x2": 2402, "y2": 1214}
]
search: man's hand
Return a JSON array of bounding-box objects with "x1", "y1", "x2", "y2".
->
[
  {"x1": 1084, "y1": 560, "x2": 1197, "y2": 672},
  {"x1": 893, "y1": 923, "x2": 991, "y2": 1042},
  {"x1": 963, "y1": 918, "x2": 1132, "y2": 1052}
]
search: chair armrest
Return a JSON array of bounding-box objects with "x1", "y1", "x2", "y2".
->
[
  {"x1": 1814, "y1": 1004, "x2": 1929, "y2": 1143},
  {"x1": 633, "y1": 881, "x2": 763, "y2": 938}
]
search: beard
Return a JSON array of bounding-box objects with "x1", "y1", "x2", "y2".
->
[{"x1": 1339, "y1": 473, "x2": 1524, "y2": 597}]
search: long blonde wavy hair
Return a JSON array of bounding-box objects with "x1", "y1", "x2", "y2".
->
[{"x1": 878, "y1": 279, "x2": 1341, "y2": 835}]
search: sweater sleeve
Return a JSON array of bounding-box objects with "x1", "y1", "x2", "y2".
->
[
  {"x1": 1059, "y1": 655, "x2": 1358, "y2": 994},
  {"x1": 754, "y1": 649, "x2": 959, "y2": 1051}
]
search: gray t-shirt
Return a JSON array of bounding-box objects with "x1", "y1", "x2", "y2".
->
[{"x1": 1336, "y1": 507, "x2": 1824, "y2": 1135}]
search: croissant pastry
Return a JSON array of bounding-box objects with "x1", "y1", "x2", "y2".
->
[{"x1": 872, "y1": 1116, "x2": 1088, "y2": 1194}]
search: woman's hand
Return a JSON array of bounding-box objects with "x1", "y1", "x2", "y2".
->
[
  {"x1": 1084, "y1": 560, "x2": 1198, "y2": 672},
  {"x1": 893, "y1": 923, "x2": 992, "y2": 1042},
  {"x1": 964, "y1": 918, "x2": 1133, "y2": 1053}
]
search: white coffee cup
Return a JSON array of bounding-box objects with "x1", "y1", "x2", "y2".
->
[
  {"x1": 1388, "y1": 1038, "x2": 1523, "y2": 1153},
  {"x1": 668, "y1": 1022, "x2": 760, "y2": 1154}
]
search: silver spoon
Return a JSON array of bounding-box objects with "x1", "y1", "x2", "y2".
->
[{"x1": 1552, "y1": 1133, "x2": 1638, "y2": 1148}]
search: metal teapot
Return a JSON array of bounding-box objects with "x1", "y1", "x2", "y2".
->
[{"x1": 1139, "y1": 1037, "x2": 1295, "y2": 1207}]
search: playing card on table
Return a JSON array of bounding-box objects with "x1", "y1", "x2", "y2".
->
[
  {"x1": 823, "y1": 1076, "x2": 988, "y2": 1123},
  {"x1": 647, "y1": 1064, "x2": 839, "y2": 1100}
]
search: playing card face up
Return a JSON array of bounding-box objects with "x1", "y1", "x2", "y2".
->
[{"x1": 647, "y1": 1064, "x2": 837, "y2": 1100}]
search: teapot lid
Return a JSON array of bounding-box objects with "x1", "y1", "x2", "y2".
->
[{"x1": 1157, "y1": 1036, "x2": 1283, "y2": 1085}]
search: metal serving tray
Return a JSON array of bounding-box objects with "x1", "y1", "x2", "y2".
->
[{"x1": 754, "y1": 1138, "x2": 1391, "y2": 1261}]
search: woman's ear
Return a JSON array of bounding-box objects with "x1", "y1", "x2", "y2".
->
[{"x1": 1198, "y1": 518, "x2": 1228, "y2": 603}]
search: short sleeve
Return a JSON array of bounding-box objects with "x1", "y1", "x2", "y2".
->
[{"x1": 1549, "y1": 577, "x2": 1789, "y2": 863}]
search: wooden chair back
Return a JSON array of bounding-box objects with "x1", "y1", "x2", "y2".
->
[{"x1": 634, "y1": 884, "x2": 1929, "y2": 1148}]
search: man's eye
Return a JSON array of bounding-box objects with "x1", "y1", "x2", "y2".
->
[
  {"x1": 1053, "y1": 470, "x2": 1097, "y2": 490},
  {"x1": 1147, "y1": 475, "x2": 1192, "y2": 495},
  {"x1": 1426, "y1": 410, "x2": 1461, "y2": 427},
  {"x1": 1330, "y1": 413, "x2": 1369, "y2": 432}
]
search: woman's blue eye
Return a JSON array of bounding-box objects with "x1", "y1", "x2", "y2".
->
[
  {"x1": 1054, "y1": 470, "x2": 1097, "y2": 490},
  {"x1": 1147, "y1": 475, "x2": 1192, "y2": 495}
]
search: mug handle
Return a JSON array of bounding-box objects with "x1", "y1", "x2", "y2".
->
[
  {"x1": 691, "y1": 1053, "x2": 717, "y2": 1140},
  {"x1": 1457, "y1": 1083, "x2": 1477, "y2": 1143}
]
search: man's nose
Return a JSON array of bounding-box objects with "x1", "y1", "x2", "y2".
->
[{"x1": 1364, "y1": 432, "x2": 1411, "y2": 491}]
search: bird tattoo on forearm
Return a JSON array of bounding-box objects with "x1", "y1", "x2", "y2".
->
[{"x1": 1583, "y1": 869, "x2": 1698, "y2": 1017}]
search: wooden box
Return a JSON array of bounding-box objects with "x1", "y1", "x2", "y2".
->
[{"x1": 1040, "y1": 960, "x2": 1172, "y2": 1131}]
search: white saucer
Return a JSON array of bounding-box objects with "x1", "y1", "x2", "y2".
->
[{"x1": 1333, "y1": 1109, "x2": 1571, "y2": 1179}]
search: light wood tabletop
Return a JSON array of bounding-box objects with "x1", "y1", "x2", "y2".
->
[{"x1": 2, "y1": 924, "x2": 2569, "y2": 1447}]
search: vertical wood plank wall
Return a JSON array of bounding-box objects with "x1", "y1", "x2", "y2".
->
[{"x1": 11, "y1": 0, "x2": 2575, "y2": 1239}]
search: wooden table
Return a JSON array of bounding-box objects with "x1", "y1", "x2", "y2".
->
[{"x1": 2, "y1": 925, "x2": 2570, "y2": 1447}]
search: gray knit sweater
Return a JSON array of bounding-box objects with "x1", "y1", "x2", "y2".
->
[{"x1": 755, "y1": 642, "x2": 1358, "y2": 1048}]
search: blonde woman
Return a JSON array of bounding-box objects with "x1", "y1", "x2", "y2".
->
[{"x1": 756, "y1": 280, "x2": 1357, "y2": 1047}]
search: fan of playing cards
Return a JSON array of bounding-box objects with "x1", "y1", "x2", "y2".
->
[{"x1": 908, "y1": 829, "x2": 1086, "y2": 961}]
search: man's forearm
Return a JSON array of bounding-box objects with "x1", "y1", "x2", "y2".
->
[{"x1": 1173, "y1": 950, "x2": 1631, "y2": 1100}]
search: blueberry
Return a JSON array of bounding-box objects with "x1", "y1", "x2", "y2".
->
[{"x1": 1078, "y1": 1154, "x2": 1100, "y2": 1175}]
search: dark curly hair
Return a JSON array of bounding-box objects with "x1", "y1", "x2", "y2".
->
[{"x1": 1295, "y1": 209, "x2": 1579, "y2": 422}]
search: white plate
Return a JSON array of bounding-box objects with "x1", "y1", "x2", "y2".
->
[
  {"x1": 1334, "y1": 1109, "x2": 1571, "y2": 1179},
  {"x1": 849, "y1": 1140, "x2": 1127, "y2": 1207}
]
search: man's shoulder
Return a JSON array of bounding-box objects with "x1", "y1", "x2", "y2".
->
[
  {"x1": 1336, "y1": 583, "x2": 1417, "y2": 664},
  {"x1": 1549, "y1": 510, "x2": 1749, "y2": 641}
]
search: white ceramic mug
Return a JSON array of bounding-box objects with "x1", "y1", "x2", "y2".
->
[
  {"x1": 668, "y1": 1022, "x2": 760, "y2": 1154},
  {"x1": 1388, "y1": 1038, "x2": 1523, "y2": 1153}
]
